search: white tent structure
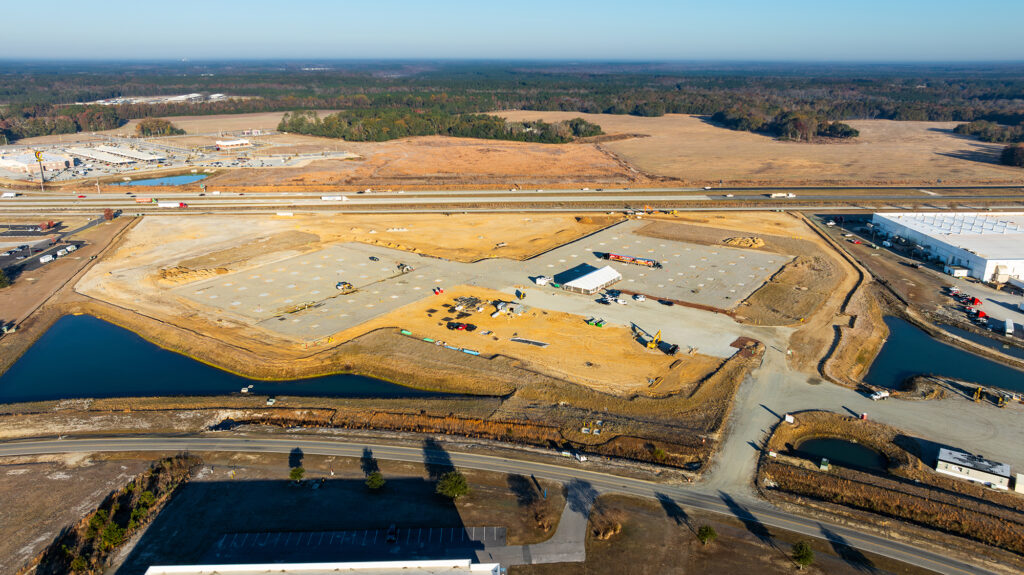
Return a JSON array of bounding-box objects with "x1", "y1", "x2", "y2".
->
[{"x1": 561, "y1": 265, "x2": 622, "y2": 294}]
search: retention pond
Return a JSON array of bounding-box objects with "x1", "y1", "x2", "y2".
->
[
  {"x1": 0, "y1": 315, "x2": 443, "y2": 403},
  {"x1": 864, "y1": 316, "x2": 1024, "y2": 393},
  {"x1": 794, "y1": 437, "x2": 887, "y2": 472}
]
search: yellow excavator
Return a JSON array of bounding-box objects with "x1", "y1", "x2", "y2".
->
[{"x1": 647, "y1": 330, "x2": 662, "y2": 349}]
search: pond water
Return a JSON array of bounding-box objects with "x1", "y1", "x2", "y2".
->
[
  {"x1": 794, "y1": 437, "x2": 887, "y2": 472},
  {"x1": 864, "y1": 317, "x2": 1024, "y2": 392},
  {"x1": 0, "y1": 315, "x2": 442, "y2": 403},
  {"x1": 115, "y1": 174, "x2": 207, "y2": 186},
  {"x1": 936, "y1": 323, "x2": 1024, "y2": 361}
]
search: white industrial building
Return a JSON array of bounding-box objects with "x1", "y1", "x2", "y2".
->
[
  {"x1": 144, "y1": 560, "x2": 501, "y2": 575},
  {"x1": 561, "y1": 265, "x2": 622, "y2": 295},
  {"x1": 0, "y1": 151, "x2": 72, "y2": 173},
  {"x1": 94, "y1": 144, "x2": 165, "y2": 162},
  {"x1": 216, "y1": 138, "x2": 252, "y2": 150},
  {"x1": 66, "y1": 146, "x2": 135, "y2": 165},
  {"x1": 935, "y1": 448, "x2": 1012, "y2": 490},
  {"x1": 871, "y1": 212, "x2": 1024, "y2": 282}
]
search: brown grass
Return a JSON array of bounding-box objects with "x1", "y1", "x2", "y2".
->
[{"x1": 499, "y1": 111, "x2": 1024, "y2": 186}]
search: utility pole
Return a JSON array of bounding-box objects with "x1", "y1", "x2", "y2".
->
[{"x1": 34, "y1": 150, "x2": 45, "y2": 193}]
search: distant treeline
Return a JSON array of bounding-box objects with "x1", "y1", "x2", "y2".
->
[
  {"x1": 278, "y1": 109, "x2": 602, "y2": 143},
  {"x1": 711, "y1": 109, "x2": 859, "y2": 141},
  {"x1": 3, "y1": 62, "x2": 1024, "y2": 142}
]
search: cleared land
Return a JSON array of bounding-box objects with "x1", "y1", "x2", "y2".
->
[
  {"x1": 0, "y1": 453, "x2": 150, "y2": 573},
  {"x1": 75, "y1": 214, "x2": 747, "y2": 396},
  {"x1": 500, "y1": 111, "x2": 1024, "y2": 186},
  {"x1": 205, "y1": 135, "x2": 637, "y2": 189}
]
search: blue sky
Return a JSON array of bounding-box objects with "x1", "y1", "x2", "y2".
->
[{"x1": 6, "y1": 0, "x2": 1023, "y2": 61}]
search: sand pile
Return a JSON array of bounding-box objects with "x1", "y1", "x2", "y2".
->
[{"x1": 723, "y1": 237, "x2": 765, "y2": 249}]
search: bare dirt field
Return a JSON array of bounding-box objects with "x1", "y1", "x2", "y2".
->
[
  {"x1": 0, "y1": 453, "x2": 150, "y2": 573},
  {"x1": 205, "y1": 135, "x2": 638, "y2": 189},
  {"x1": 331, "y1": 286, "x2": 723, "y2": 396},
  {"x1": 500, "y1": 111, "x2": 1024, "y2": 186}
]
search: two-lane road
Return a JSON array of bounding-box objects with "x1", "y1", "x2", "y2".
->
[{"x1": 0, "y1": 434, "x2": 996, "y2": 575}]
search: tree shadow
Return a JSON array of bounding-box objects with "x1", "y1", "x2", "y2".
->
[
  {"x1": 718, "y1": 492, "x2": 774, "y2": 548},
  {"x1": 360, "y1": 448, "x2": 379, "y2": 477},
  {"x1": 507, "y1": 474, "x2": 539, "y2": 509},
  {"x1": 655, "y1": 492, "x2": 695, "y2": 535},
  {"x1": 565, "y1": 479, "x2": 598, "y2": 515},
  {"x1": 112, "y1": 477, "x2": 478, "y2": 574},
  {"x1": 821, "y1": 526, "x2": 876, "y2": 572},
  {"x1": 288, "y1": 447, "x2": 303, "y2": 470},
  {"x1": 935, "y1": 146, "x2": 1003, "y2": 166},
  {"x1": 422, "y1": 438, "x2": 454, "y2": 481}
]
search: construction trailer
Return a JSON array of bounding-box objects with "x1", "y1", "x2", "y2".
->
[{"x1": 935, "y1": 448, "x2": 1012, "y2": 490}]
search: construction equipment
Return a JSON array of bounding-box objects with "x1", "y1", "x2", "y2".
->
[
  {"x1": 973, "y1": 386, "x2": 983, "y2": 402},
  {"x1": 605, "y1": 252, "x2": 663, "y2": 269},
  {"x1": 397, "y1": 263, "x2": 413, "y2": 273},
  {"x1": 647, "y1": 330, "x2": 662, "y2": 349},
  {"x1": 335, "y1": 281, "x2": 355, "y2": 294}
]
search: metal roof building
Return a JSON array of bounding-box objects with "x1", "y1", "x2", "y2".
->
[
  {"x1": 0, "y1": 151, "x2": 72, "y2": 173},
  {"x1": 95, "y1": 144, "x2": 165, "y2": 162},
  {"x1": 872, "y1": 212, "x2": 1024, "y2": 282},
  {"x1": 65, "y1": 147, "x2": 135, "y2": 165},
  {"x1": 561, "y1": 265, "x2": 622, "y2": 295},
  {"x1": 936, "y1": 447, "x2": 1012, "y2": 490}
]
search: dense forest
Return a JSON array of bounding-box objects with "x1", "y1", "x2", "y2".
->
[
  {"x1": 278, "y1": 109, "x2": 602, "y2": 143},
  {"x1": 2, "y1": 61, "x2": 1023, "y2": 143}
]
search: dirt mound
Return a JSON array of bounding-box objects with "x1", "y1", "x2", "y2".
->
[
  {"x1": 723, "y1": 237, "x2": 765, "y2": 249},
  {"x1": 157, "y1": 266, "x2": 229, "y2": 286}
]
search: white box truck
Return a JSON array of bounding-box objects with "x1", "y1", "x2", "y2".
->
[
  {"x1": 66, "y1": 244, "x2": 77, "y2": 253},
  {"x1": 1, "y1": 192, "x2": 19, "y2": 199},
  {"x1": 1007, "y1": 319, "x2": 1015, "y2": 337},
  {"x1": 39, "y1": 254, "x2": 53, "y2": 264}
]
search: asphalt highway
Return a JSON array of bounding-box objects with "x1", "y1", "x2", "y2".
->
[
  {"x1": 0, "y1": 434, "x2": 993, "y2": 575},
  {"x1": 2, "y1": 184, "x2": 1023, "y2": 216}
]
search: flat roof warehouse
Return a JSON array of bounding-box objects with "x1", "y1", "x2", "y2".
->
[{"x1": 872, "y1": 212, "x2": 1024, "y2": 282}]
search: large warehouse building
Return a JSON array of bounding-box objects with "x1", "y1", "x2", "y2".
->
[
  {"x1": 871, "y1": 212, "x2": 1024, "y2": 282},
  {"x1": 0, "y1": 151, "x2": 73, "y2": 174}
]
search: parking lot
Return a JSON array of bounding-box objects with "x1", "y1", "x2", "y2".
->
[
  {"x1": 176, "y1": 219, "x2": 790, "y2": 345},
  {"x1": 205, "y1": 526, "x2": 503, "y2": 563}
]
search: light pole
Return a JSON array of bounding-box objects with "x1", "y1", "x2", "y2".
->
[{"x1": 34, "y1": 150, "x2": 45, "y2": 193}]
